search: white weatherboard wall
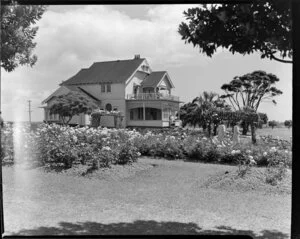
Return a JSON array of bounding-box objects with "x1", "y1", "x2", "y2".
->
[
  {"x1": 80, "y1": 83, "x2": 125, "y2": 101},
  {"x1": 80, "y1": 83, "x2": 126, "y2": 127},
  {"x1": 125, "y1": 59, "x2": 151, "y2": 97},
  {"x1": 160, "y1": 75, "x2": 172, "y2": 89},
  {"x1": 125, "y1": 71, "x2": 148, "y2": 96}
]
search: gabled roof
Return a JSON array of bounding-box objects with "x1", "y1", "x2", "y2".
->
[
  {"x1": 141, "y1": 71, "x2": 175, "y2": 88},
  {"x1": 62, "y1": 58, "x2": 145, "y2": 85},
  {"x1": 64, "y1": 85, "x2": 100, "y2": 102},
  {"x1": 42, "y1": 85, "x2": 100, "y2": 104}
]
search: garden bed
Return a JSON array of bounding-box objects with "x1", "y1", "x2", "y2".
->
[
  {"x1": 200, "y1": 167, "x2": 291, "y2": 195},
  {"x1": 39, "y1": 160, "x2": 157, "y2": 181}
]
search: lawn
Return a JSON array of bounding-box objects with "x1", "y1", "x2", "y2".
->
[
  {"x1": 256, "y1": 127, "x2": 292, "y2": 141},
  {"x1": 2, "y1": 157, "x2": 291, "y2": 237}
]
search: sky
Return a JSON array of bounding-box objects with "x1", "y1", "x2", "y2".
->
[{"x1": 1, "y1": 4, "x2": 292, "y2": 122}]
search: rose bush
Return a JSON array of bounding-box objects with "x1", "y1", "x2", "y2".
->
[{"x1": 1, "y1": 124, "x2": 292, "y2": 174}]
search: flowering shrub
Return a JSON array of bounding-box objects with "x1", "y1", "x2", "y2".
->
[
  {"x1": 117, "y1": 142, "x2": 140, "y2": 165},
  {"x1": 236, "y1": 155, "x2": 257, "y2": 178},
  {"x1": 1, "y1": 124, "x2": 292, "y2": 178},
  {"x1": 265, "y1": 162, "x2": 287, "y2": 185},
  {"x1": 1, "y1": 122, "x2": 14, "y2": 165}
]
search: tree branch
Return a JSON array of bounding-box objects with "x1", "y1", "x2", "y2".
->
[{"x1": 270, "y1": 54, "x2": 293, "y2": 64}]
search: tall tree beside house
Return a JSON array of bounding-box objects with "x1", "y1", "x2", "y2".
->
[
  {"x1": 220, "y1": 71, "x2": 282, "y2": 135},
  {"x1": 49, "y1": 91, "x2": 98, "y2": 125},
  {"x1": 178, "y1": 0, "x2": 292, "y2": 64},
  {"x1": 1, "y1": 2, "x2": 47, "y2": 72}
]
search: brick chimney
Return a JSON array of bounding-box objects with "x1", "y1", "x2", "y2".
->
[{"x1": 134, "y1": 54, "x2": 140, "y2": 59}]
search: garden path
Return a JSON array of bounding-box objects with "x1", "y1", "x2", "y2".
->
[{"x1": 2, "y1": 158, "x2": 290, "y2": 237}]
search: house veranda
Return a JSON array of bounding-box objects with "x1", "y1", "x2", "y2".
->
[{"x1": 126, "y1": 93, "x2": 180, "y2": 128}]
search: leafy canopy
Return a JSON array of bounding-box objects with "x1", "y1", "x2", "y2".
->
[
  {"x1": 178, "y1": 0, "x2": 292, "y2": 63},
  {"x1": 179, "y1": 91, "x2": 230, "y2": 128},
  {"x1": 220, "y1": 70, "x2": 282, "y2": 112},
  {"x1": 284, "y1": 120, "x2": 292, "y2": 128},
  {"x1": 49, "y1": 91, "x2": 99, "y2": 125},
  {"x1": 268, "y1": 120, "x2": 278, "y2": 128},
  {"x1": 1, "y1": 2, "x2": 47, "y2": 72}
]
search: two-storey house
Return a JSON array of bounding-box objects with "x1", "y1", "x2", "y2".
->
[{"x1": 42, "y1": 55, "x2": 181, "y2": 128}]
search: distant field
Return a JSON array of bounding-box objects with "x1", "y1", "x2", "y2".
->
[{"x1": 256, "y1": 127, "x2": 292, "y2": 140}]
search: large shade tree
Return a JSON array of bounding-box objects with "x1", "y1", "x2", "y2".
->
[
  {"x1": 1, "y1": 2, "x2": 47, "y2": 72},
  {"x1": 220, "y1": 71, "x2": 282, "y2": 134},
  {"x1": 178, "y1": 0, "x2": 292, "y2": 63},
  {"x1": 49, "y1": 91, "x2": 99, "y2": 125},
  {"x1": 220, "y1": 71, "x2": 282, "y2": 111}
]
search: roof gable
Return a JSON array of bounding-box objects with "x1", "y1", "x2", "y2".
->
[
  {"x1": 141, "y1": 71, "x2": 175, "y2": 88},
  {"x1": 141, "y1": 71, "x2": 166, "y2": 87},
  {"x1": 42, "y1": 85, "x2": 100, "y2": 104},
  {"x1": 62, "y1": 58, "x2": 144, "y2": 85}
]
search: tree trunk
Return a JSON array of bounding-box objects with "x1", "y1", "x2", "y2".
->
[
  {"x1": 250, "y1": 123, "x2": 257, "y2": 144},
  {"x1": 213, "y1": 124, "x2": 218, "y2": 136},
  {"x1": 207, "y1": 123, "x2": 212, "y2": 137},
  {"x1": 241, "y1": 121, "x2": 249, "y2": 135}
]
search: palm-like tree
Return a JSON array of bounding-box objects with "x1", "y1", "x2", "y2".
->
[{"x1": 180, "y1": 91, "x2": 230, "y2": 135}]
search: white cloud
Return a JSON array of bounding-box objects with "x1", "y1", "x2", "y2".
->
[
  {"x1": 3, "y1": 5, "x2": 203, "y2": 121},
  {"x1": 1, "y1": 4, "x2": 292, "y2": 122}
]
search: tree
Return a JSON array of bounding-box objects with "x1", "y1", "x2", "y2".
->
[
  {"x1": 220, "y1": 71, "x2": 282, "y2": 111},
  {"x1": 220, "y1": 71, "x2": 282, "y2": 135},
  {"x1": 179, "y1": 102, "x2": 199, "y2": 128},
  {"x1": 1, "y1": 2, "x2": 47, "y2": 72},
  {"x1": 268, "y1": 120, "x2": 277, "y2": 129},
  {"x1": 49, "y1": 91, "x2": 99, "y2": 125},
  {"x1": 257, "y1": 112, "x2": 268, "y2": 128},
  {"x1": 284, "y1": 120, "x2": 292, "y2": 129},
  {"x1": 178, "y1": 0, "x2": 292, "y2": 63},
  {"x1": 179, "y1": 91, "x2": 231, "y2": 136}
]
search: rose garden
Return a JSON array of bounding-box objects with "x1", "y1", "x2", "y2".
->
[{"x1": 1, "y1": 112, "x2": 292, "y2": 186}]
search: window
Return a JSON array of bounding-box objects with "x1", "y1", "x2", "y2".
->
[
  {"x1": 106, "y1": 84, "x2": 111, "y2": 93},
  {"x1": 105, "y1": 103, "x2": 112, "y2": 112},
  {"x1": 101, "y1": 84, "x2": 105, "y2": 93},
  {"x1": 145, "y1": 108, "x2": 162, "y2": 120},
  {"x1": 129, "y1": 108, "x2": 143, "y2": 120},
  {"x1": 138, "y1": 108, "x2": 143, "y2": 120}
]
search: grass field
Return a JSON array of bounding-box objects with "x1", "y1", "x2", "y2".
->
[
  {"x1": 3, "y1": 158, "x2": 291, "y2": 237},
  {"x1": 256, "y1": 127, "x2": 292, "y2": 141}
]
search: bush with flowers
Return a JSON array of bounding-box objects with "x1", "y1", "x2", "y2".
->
[
  {"x1": 1, "y1": 123, "x2": 292, "y2": 182},
  {"x1": 1, "y1": 122, "x2": 14, "y2": 165}
]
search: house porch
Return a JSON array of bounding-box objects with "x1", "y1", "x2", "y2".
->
[{"x1": 126, "y1": 100, "x2": 180, "y2": 128}]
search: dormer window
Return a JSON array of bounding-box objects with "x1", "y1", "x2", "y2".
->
[{"x1": 142, "y1": 65, "x2": 149, "y2": 72}]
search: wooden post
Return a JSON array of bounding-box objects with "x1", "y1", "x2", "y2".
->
[{"x1": 143, "y1": 102, "x2": 145, "y2": 120}]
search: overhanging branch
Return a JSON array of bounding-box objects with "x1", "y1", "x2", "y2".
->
[{"x1": 270, "y1": 54, "x2": 293, "y2": 64}]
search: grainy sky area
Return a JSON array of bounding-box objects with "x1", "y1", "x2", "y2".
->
[{"x1": 1, "y1": 4, "x2": 292, "y2": 122}]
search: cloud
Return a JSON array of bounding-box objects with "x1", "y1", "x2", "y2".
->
[
  {"x1": 3, "y1": 5, "x2": 204, "y2": 121},
  {"x1": 1, "y1": 4, "x2": 292, "y2": 122}
]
